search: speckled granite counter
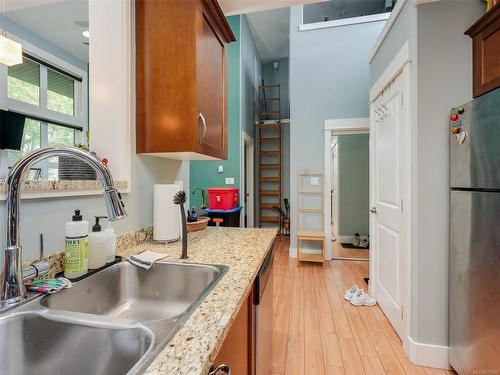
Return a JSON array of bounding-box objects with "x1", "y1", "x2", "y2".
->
[{"x1": 117, "y1": 227, "x2": 276, "y2": 375}]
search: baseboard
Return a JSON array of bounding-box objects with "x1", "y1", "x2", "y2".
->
[{"x1": 407, "y1": 336, "x2": 450, "y2": 369}]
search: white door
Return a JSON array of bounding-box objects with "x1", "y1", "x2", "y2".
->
[{"x1": 370, "y1": 69, "x2": 408, "y2": 339}]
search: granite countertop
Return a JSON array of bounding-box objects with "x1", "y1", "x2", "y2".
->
[{"x1": 117, "y1": 227, "x2": 276, "y2": 375}]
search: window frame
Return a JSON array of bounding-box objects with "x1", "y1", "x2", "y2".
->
[
  {"x1": 0, "y1": 34, "x2": 88, "y2": 181},
  {"x1": 299, "y1": 10, "x2": 391, "y2": 32}
]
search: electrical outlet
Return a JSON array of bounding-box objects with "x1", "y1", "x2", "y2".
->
[
  {"x1": 225, "y1": 177, "x2": 235, "y2": 185},
  {"x1": 218, "y1": 165, "x2": 224, "y2": 173},
  {"x1": 310, "y1": 177, "x2": 320, "y2": 186}
]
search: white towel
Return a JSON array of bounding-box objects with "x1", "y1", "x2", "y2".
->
[{"x1": 128, "y1": 250, "x2": 167, "y2": 270}]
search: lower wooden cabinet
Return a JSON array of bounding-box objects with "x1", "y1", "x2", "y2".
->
[{"x1": 213, "y1": 292, "x2": 253, "y2": 375}]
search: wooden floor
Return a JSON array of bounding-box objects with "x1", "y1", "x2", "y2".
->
[
  {"x1": 271, "y1": 236, "x2": 455, "y2": 375},
  {"x1": 332, "y1": 240, "x2": 370, "y2": 260}
]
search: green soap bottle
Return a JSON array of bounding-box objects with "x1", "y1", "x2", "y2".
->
[{"x1": 64, "y1": 209, "x2": 89, "y2": 278}]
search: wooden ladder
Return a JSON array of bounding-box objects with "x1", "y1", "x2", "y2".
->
[{"x1": 258, "y1": 84, "x2": 282, "y2": 231}]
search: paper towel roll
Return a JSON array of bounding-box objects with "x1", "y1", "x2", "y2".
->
[{"x1": 154, "y1": 184, "x2": 181, "y2": 242}]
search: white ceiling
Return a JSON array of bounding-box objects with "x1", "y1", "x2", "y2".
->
[
  {"x1": 246, "y1": 8, "x2": 291, "y2": 64},
  {"x1": 5, "y1": 0, "x2": 89, "y2": 62}
]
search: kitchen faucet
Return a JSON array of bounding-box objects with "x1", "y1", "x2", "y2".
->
[{"x1": 1, "y1": 147, "x2": 127, "y2": 308}]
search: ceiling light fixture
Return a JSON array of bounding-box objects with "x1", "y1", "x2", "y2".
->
[
  {"x1": 82, "y1": 30, "x2": 89, "y2": 39},
  {"x1": 0, "y1": 0, "x2": 22, "y2": 66}
]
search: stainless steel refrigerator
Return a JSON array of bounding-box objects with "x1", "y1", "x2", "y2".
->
[{"x1": 449, "y1": 87, "x2": 500, "y2": 375}]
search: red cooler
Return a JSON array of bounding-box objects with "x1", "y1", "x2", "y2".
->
[{"x1": 207, "y1": 187, "x2": 239, "y2": 210}]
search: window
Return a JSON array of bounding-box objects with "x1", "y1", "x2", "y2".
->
[
  {"x1": 47, "y1": 69, "x2": 75, "y2": 116},
  {"x1": 302, "y1": 0, "x2": 396, "y2": 25},
  {"x1": 1, "y1": 54, "x2": 86, "y2": 181},
  {"x1": 8, "y1": 59, "x2": 40, "y2": 106}
]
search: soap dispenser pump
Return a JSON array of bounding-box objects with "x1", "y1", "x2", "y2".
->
[{"x1": 88, "y1": 216, "x2": 108, "y2": 269}]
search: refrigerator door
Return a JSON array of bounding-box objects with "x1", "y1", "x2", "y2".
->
[
  {"x1": 449, "y1": 190, "x2": 500, "y2": 374},
  {"x1": 450, "y1": 88, "x2": 500, "y2": 189}
]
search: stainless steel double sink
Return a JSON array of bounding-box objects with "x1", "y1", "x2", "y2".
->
[{"x1": 0, "y1": 260, "x2": 228, "y2": 375}]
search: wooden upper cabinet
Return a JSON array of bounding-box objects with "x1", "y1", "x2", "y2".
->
[
  {"x1": 135, "y1": 0, "x2": 235, "y2": 160},
  {"x1": 465, "y1": 4, "x2": 500, "y2": 98}
]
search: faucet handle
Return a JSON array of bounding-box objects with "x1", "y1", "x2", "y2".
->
[{"x1": 39, "y1": 233, "x2": 44, "y2": 261}]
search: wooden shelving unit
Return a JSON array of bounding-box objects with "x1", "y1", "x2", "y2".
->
[{"x1": 296, "y1": 172, "x2": 325, "y2": 263}]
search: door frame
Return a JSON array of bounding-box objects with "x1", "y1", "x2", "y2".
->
[
  {"x1": 324, "y1": 118, "x2": 369, "y2": 260},
  {"x1": 241, "y1": 131, "x2": 255, "y2": 227},
  {"x1": 369, "y1": 40, "x2": 412, "y2": 355},
  {"x1": 331, "y1": 136, "x2": 339, "y2": 242}
]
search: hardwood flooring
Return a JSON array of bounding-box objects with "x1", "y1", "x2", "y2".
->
[
  {"x1": 271, "y1": 236, "x2": 455, "y2": 375},
  {"x1": 332, "y1": 240, "x2": 370, "y2": 260}
]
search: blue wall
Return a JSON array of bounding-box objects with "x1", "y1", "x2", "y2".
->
[
  {"x1": 289, "y1": 5, "x2": 385, "y2": 250},
  {"x1": 240, "y1": 15, "x2": 262, "y2": 139}
]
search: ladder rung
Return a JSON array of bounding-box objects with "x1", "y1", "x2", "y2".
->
[
  {"x1": 260, "y1": 163, "x2": 279, "y2": 169},
  {"x1": 258, "y1": 123, "x2": 280, "y2": 128},
  {"x1": 260, "y1": 84, "x2": 280, "y2": 89},
  {"x1": 260, "y1": 216, "x2": 280, "y2": 222},
  {"x1": 259, "y1": 111, "x2": 280, "y2": 116},
  {"x1": 260, "y1": 150, "x2": 279, "y2": 155},
  {"x1": 261, "y1": 137, "x2": 279, "y2": 141},
  {"x1": 260, "y1": 190, "x2": 280, "y2": 196},
  {"x1": 260, "y1": 203, "x2": 277, "y2": 208},
  {"x1": 260, "y1": 177, "x2": 280, "y2": 182}
]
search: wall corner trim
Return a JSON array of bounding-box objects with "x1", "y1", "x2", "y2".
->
[
  {"x1": 289, "y1": 246, "x2": 297, "y2": 258},
  {"x1": 369, "y1": 0, "x2": 408, "y2": 63},
  {"x1": 407, "y1": 336, "x2": 450, "y2": 370},
  {"x1": 369, "y1": 40, "x2": 411, "y2": 102}
]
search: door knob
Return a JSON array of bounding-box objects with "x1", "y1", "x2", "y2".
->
[{"x1": 369, "y1": 206, "x2": 377, "y2": 214}]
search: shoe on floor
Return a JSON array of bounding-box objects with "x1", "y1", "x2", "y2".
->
[
  {"x1": 350, "y1": 289, "x2": 377, "y2": 306},
  {"x1": 344, "y1": 285, "x2": 360, "y2": 301}
]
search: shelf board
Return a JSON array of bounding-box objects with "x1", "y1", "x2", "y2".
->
[
  {"x1": 297, "y1": 230, "x2": 324, "y2": 239},
  {"x1": 297, "y1": 252, "x2": 324, "y2": 263}
]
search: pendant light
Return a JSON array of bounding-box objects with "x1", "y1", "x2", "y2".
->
[{"x1": 0, "y1": 0, "x2": 22, "y2": 66}]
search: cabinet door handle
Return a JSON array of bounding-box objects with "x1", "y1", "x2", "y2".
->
[
  {"x1": 369, "y1": 206, "x2": 377, "y2": 214},
  {"x1": 198, "y1": 112, "x2": 207, "y2": 144},
  {"x1": 208, "y1": 364, "x2": 230, "y2": 374}
]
